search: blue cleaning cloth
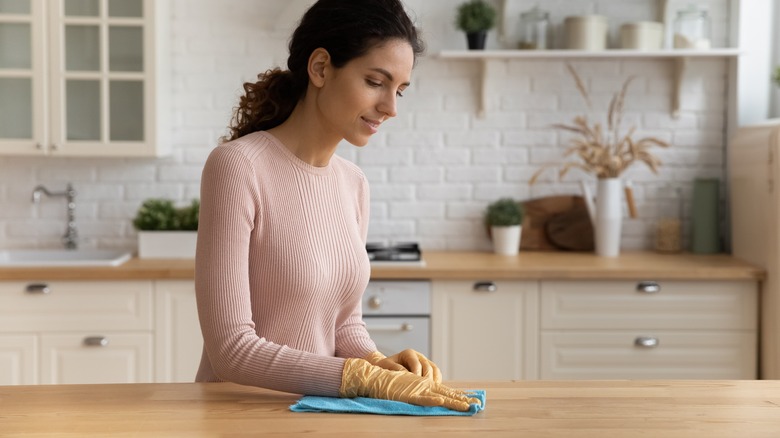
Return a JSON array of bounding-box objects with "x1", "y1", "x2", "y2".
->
[{"x1": 290, "y1": 389, "x2": 485, "y2": 416}]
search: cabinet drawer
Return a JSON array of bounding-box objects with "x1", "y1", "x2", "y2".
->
[
  {"x1": 540, "y1": 331, "x2": 757, "y2": 379},
  {"x1": 541, "y1": 280, "x2": 757, "y2": 330},
  {"x1": 0, "y1": 281, "x2": 153, "y2": 331}
]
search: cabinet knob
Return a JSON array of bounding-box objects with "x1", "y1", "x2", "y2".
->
[
  {"x1": 473, "y1": 281, "x2": 497, "y2": 292},
  {"x1": 634, "y1": 336, "x2": 659, "y2": 348},
  {"x1": 25, "y1": 283, "x2": 51, "y2": 294},
  {"x1": 368, "y1": 295, "x2": 382, "y2": 309},
  {"x1": 636, "y1": 281, "x2": 661, "y2": 294},
  {"x1": 83, "y1": 336, "x2": 109, "y2": 347},
  {"x1": 51, "y1": 143, "x2": 60, "y2": 151}
]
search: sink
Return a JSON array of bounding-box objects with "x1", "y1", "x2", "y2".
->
[{"x1": 0, "y1": 249, "x2": 133, "y2": 267}]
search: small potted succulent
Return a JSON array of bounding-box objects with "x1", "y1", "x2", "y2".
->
[
  {"x1": 485, "y1": 198, "x2": 524, "y2": 255},
  {"x1": 455, "y1": 0, "x2": 497, "y2": 50},
  {"x1": 133, "y1": 198, "x2": 199, "y2": 259}
]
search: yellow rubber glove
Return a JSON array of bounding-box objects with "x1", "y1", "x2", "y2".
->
[
  {"x1": 363, "y1": 350, "x2": 442, "y2": 383},
  {"x1": 340, "y1": 358, "x2": 480, "y2": 412}
]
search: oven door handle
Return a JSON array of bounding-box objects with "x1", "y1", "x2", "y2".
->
[{"x1": 366, "y1": 323, "x2": 415, "y2": 332}]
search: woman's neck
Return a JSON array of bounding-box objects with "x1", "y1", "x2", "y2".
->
[{"x1": 266, "y1": 100, "x2": 340, "y2": 167}]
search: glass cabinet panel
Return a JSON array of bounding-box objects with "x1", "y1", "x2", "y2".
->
[
  {"x1": 108, "y1": 0, "x2": 142, "y2": 17},
  {"x1": 109, "y1": 26, "x2": 142, "y2": 72},
  {"x1": 110, "y1": 80, "x2": 143, "y2": 141},
  {"x1": 66, "y1": 79, "x2": 100, "y2": 141},
  {"x1": 0, "y1": 0, "x2": 29, "y2": 14},
  {"x1": 0, "y1": 77, "x2": 32, "y2": 139},
  {"x1": 64, "y1": 0, "x2": 98, "y2": 17},
  {"x1": 65, "y1": 25, "x2": 99, "y2": 71},
  {"x1": 0, "y1": 23, "x2": 31, "y2": 68}
]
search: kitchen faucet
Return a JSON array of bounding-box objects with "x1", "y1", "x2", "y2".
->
[{"x1": 31, "y1": 183, "x2": 78, "y2": 250}]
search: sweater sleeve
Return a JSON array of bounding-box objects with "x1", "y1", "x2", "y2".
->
[
  {"x1": 195, "y1": 145, "x2": 346, "y2": 396},
  {"x1": 334, "y1": 172, "x2": 377, "y2": 359}
]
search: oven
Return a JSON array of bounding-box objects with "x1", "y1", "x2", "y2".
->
[{"x1": 362, "y1": 280, "x2": 431, "y2": 357}]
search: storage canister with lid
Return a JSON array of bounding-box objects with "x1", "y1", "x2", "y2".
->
[
  {"x1": 673, "y1": 4, "x2": 711, "y2": 49},
  {"x1": 518, "y1": 5, "x2": 551, "y2": 50}
]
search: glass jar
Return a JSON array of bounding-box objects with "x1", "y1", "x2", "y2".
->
[
  {"x1": 655, "y1": 186, "x2": 683, "y2": 253},
  {"x1": 518, "y1": 5, "x2": 550, "y2": 50},
  {"x1": 673, "y1": 4, "x2": 711, "y2": 49}
]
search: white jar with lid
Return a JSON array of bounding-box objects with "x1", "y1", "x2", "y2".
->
[
  {"x1": 673, "y1": 4, "x2": 711, "y2": 49},
  {"x1": 564, "y1": 15, "x2": 608, "y2": 50},
  {"x1": 620, "y1": 21, "x2": 663, "y2": 50}
]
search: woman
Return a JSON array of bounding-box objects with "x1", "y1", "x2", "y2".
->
[{"x1": 196, "y1": 0, "x2": 479, "y2": 411}]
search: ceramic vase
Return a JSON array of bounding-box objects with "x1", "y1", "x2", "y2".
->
[
  {"x1": 491, "y1": 225, "x2": 522, "y2": 256},
  {"x1": 581, "y1": 178, "x2": 623, "y2": 257}
]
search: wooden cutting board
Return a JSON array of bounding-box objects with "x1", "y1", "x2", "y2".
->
[{"x1": 520, "y1": 195, "x2": 594, "y2": 251}]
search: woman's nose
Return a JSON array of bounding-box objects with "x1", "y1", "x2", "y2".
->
[{"x1": 378, "y1": 92, "x2": 397, "y2": 118}]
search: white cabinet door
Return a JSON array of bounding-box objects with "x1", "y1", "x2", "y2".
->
[
  {"x1": 154, "y1": 280, "x2": 202, "y2": 383},
  {"x1": 432, "y1": 280, "x2": 539, "y2": 380},
  {"x1": 0, "y1": 0, "x2": 47, "y2": 154},
  {"x1": 0, "y1": 334, "x2": 37, "y2": 385},
  {"x1": 40, "y1": 332, "x2": 152, "y2": 384},
  {"x1": 0, "y1": 0, "x2": 170, "y2": 157}
]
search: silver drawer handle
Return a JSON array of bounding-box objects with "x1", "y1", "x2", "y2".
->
[
  {"x1": 634, "y1": 336, "x2": 659, "y2": 348},
  {"x1": 83, "y1": 336, "x2": 109, "y2": 347},
  {"x1": 367, "y1": 323, "x2": 414, "y2": 332},
  {"x1": 473, "y1": 281, "x2": 497, "y2": 292},
  {"x1": 636, "y1": 281, "x2": 660, "y2": 294},
  {"x1": 25, "y1": 283, "x2": 51, "y2": 294}
]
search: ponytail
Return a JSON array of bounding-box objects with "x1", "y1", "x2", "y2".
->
[{"x1": 222, "y1": 68, "x2": 307, "y2": 143}]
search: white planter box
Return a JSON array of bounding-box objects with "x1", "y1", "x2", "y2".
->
[{"x1": 137, "y1": 231, "x2": 197, "y2": 259}]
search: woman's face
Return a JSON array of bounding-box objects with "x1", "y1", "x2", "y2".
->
[{"x1": 315, "y1": 39, "x2": 414, "y2": 146}]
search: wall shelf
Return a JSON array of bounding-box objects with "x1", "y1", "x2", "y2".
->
[{"x1": 436, "y1": 49, "x2": 742, "y2": 118}]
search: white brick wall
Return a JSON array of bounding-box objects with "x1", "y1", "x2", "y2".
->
[{"x1": 0, "y1": 0, "x2": 733, "y2": 252}]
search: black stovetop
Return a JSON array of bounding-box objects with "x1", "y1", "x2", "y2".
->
[{"x1": 366, "y1": 242, "x2": 421, "y2": 262}]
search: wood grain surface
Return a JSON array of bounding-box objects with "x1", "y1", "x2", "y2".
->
[
  {"x1": 0, "y1": 251, "x2": 764, "y2": 281},
  {"x1": 1, "y1": 380, "x2": 779, "y2": 437}
]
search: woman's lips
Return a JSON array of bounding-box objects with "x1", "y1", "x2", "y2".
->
[{"x1": 362, "y1": 117, "x2": 380, "y2": 134}]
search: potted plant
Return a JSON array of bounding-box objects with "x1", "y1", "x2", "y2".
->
[
  {"x1": 133, "y1": 198, "x2": 199, "y2": 259},
  {"x1": 485, "y1": 198, "x2": 524, "y2": 256},
  {"x1": 455, "y1": 0, "x2": 497, "y2": 50},
  {"x1": 773, "y1": 65, "x2": 780, "y2": 88}
]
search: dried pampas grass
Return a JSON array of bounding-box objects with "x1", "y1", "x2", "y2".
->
[{"x1": 530, "y1": 64, "x2": 669, "y2": 184}]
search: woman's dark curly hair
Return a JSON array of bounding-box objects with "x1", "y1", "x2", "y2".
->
[{"x1": 223, "y1": 0, "x2": 425, "y2": 142}]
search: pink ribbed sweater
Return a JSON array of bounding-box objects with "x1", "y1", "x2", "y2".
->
[{"x1": 195, "y1": 131, "x2": 376, "y2": 396}]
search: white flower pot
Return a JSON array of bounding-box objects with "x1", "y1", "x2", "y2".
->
[
  {"x1": 491, "y1": 225, "x2": 522, "y2": 256},
  {"x1": 137, "y1": 231, "x2": 197, "y2": 259}
]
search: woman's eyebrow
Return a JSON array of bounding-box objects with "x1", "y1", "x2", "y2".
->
[{"x1": 370, "y1": 67, "x2": 411, "y2": 86}]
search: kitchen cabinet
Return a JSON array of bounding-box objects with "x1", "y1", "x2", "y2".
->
[
  {"x1": 0, "y1": 0, "x2": 170, "y2": 157},
  {"x1": 431, "y1": 280, "x2": 539, "y2": 380},
  {"x1": 0, "y1": 334, "x2": 37, "y2": 385},
  {"x1": 430, "y1": 277, "x2": 758, "y2": 380},
  {"x1": 154, "y1": 280, "x2": 201, "y2": 383},
  {"x1": 0, "y1": 280, "x2": 154, "y2": 384},
  {"x1": 539, "y1": 280, "x2": 758, "y2": 379}
]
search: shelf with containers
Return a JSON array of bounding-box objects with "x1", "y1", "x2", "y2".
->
[{"x1": 436, "y1": 48, "x2": 741, "y2": 118}]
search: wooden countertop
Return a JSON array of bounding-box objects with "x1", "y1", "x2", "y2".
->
[
  {"x1": 0, "y1": 251, "x2": 764, "y2": 281},
  {"x1": 2, "y1": 380, "x2": 779, "y2": 437}
]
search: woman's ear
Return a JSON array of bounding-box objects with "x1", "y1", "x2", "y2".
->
[{"x1": 307, "y1": 48, "x2": 330, "y2": 88}]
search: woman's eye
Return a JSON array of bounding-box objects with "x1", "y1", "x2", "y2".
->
[
  {"x1": 396, "y1": 90, "x2": 405, "y2": 98},
  {"x1": 366, "y1": 80, "x2": 382, "y2": 88}
]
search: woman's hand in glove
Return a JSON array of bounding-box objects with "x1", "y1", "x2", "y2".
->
[
  {"x1": 340, "y1": 358, "x2": 479, "y2": 412},
  {"x1": 363, "y1": 350, "x2": 442, "y2": 383}
]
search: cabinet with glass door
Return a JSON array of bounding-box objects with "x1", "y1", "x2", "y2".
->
[{"x1": 0, "y1": 0, "x2": 169, "y2": 157}]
